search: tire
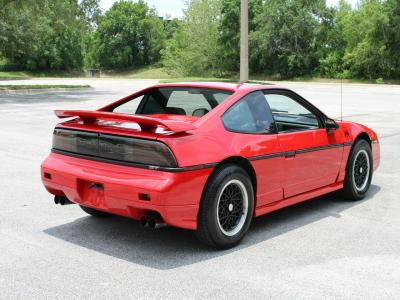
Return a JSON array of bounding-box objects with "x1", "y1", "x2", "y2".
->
[
  {"x1": 79, "y1": 205, "x2": 111, "y2": 218},
  {"x1": 196, "y1": 164, "x2": 254, "y2": 249},
  {"x1": 342, "y1": 139, "x2": 373, "y2": 200}
]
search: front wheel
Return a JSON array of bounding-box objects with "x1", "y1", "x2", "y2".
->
[
  {"x1": 196, "y1": 165, "x2": 254, "y2": 249},
  {"x1": 342, "y1": 139, "x2": 373, "y2": 200}
]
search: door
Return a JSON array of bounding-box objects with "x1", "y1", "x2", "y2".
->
[
  {"x1": 264, "y1": 90, "x2": 344, "y2": 198},
  {"x1": 221, "y1": 91, "x2": 284, "y2": 207}
]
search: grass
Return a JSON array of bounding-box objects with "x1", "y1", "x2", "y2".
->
[
  {"x1": 0, "y1": 66, "x2": 170, "y2": 80},
  {"x1": 0, "y1": 84, "x2": 91, "y2": 90},
  {"x1": 0, "y1": 70, "x2": 86, "y2": 80},
  {"x1": 0, "y1": 71, "x2": 32, "y2": 80},
  {"x1": 1, "y1": 66, "x2": 399, "y2": 85},
  {"x1": 249, "y1": 74, "x2": 400, "y2": 85},
  {"x1": 163, "y1": 75, "x2": 400, "y2": 85},
  {"x1": 159, "y1": 77, "x2": 238, "y2": 83},
  {"x1": 25, "y1": 70, "x2": 86, "y2": 78}
]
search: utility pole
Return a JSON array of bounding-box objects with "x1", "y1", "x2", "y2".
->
[{"x1": 240, "y1": 0, "x2": 249, "y2": 83}]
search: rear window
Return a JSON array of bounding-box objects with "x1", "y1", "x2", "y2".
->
[{"x1": 111, "y1": 87, "x2": 232, "y2": 117}]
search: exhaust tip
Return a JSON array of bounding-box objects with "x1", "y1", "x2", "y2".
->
[
  {"x1": 141, "y1": 212, "x2": 166, "y2": 229},
  {"x1": 54, "y1": 195, "x2": 74, "y2": 206},
  {"x1": 140, "y1": 216, "x2": 148, "y2": 227},
  {"x1": 153, "y1": 222, "x2": 167, "y2": 229},
  {"x1": 147, "y1": 217, "x2": 166, "y2": 229},
  {"x1": 148, "y1": 218, "x2": 156, "y2": 229}
]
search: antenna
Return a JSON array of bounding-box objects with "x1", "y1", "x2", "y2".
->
[{"x1": 340, "y1": 78, "x2": 343, "y2": 121}]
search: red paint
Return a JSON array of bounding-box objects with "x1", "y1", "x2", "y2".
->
[
  {"x1": 55, "y1": 110, "x2": 198, "y2": 132},
  {"x1": 41, "y1": 82, "x2": 380, "y2": 230},
  {"x1": 277, "y1": 129, "x2": 343, "y2": 198}
]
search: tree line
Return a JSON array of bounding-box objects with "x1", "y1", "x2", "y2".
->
[{"x1": 1, "y1": 0, "x2": 399, "y2": 80}]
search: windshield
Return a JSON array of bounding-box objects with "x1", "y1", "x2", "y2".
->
[{"x1": 111, "y1": 87, "x2": 233, "y2": 117}]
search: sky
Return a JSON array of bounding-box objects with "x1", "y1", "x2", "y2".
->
[{"x1": 99, "y1": 0, "x2": 359, "y2": 18}]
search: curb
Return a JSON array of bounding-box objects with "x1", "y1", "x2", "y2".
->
[{"x1": 0, "y1": 87, "x2": 93, "y2": 95}]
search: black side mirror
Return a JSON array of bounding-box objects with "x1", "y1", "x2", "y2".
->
[{"x1": 325, "y1": 118, "x2": 339, "y2": 133}]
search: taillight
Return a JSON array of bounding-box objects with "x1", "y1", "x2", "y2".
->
[
  {"x1": 53, "y1": 129, "x2": 98, "y2": 155},
  {"x1": 52, "y1": 129, "x2": 177, "y2": 167},
  {"x1": 98, "y1": 134, "x2": 177, "y2": 167}
]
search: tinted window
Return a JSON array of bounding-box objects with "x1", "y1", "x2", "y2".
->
[
  {"x1": 264, "y1": 93, "x2": 319, "y2": 132},
  {"x1": 111, "y1": 87, "x2": 232, "y2": 117},
  {"x1": 141, "y1": 94, "x2": 165, "y2": 114},
  {"x1": 112, "y1": 95, "x2": 143, "y2": 114},
  {"x1": 214, "y1": 92, "x2": 231, "y2": 104},
  {"x1": 166, "y1": 90, "x2": 212, "y2": 116},
  {"x1": 222, "y1": 91, "x2": 276, "y2": 134}
]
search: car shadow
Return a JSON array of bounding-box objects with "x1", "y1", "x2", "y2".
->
[{"x1": 44, "y1": 184, "x2": 381, "y2": 270}]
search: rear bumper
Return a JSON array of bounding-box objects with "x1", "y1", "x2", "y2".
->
[{"x1": 41, "y1": 153, "x2": 213, "y2": 230}]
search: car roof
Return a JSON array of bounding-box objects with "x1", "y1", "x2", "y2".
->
[{"x1": 152, "y1": 81, "x2": 281, "y2": 93}]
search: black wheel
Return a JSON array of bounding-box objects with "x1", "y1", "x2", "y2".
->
[
  {"x1": 196, "y1": 164, "x2": 254, "y2": 249},
  {"x1": 343, "y1": 139, "x2": 373, "y2": 200},
  {"x1": 79, "y1": 205, "x2": 110, "y2": 217}
]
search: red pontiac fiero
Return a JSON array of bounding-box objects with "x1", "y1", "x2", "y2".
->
[{"x1": 41, "y1": 82, "x2": 380, "y2": 249}]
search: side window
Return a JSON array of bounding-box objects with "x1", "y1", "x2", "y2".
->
[
  {"x1": 265, "y1": 93, "x2": 319, "y2": 132},
  {"x1": 222, "y1": 91, "x2": 276, "y2": 134},
  {"x1": 166, "y1": 90, "x2": 212, "y2": 116},
  {"x1": 112, "y1": 95, "x2": 144, "y2": 115}
]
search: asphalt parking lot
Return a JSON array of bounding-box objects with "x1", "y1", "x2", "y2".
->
[{"x1": 0, "y1": 78, "x2": 399, "y2": 299}]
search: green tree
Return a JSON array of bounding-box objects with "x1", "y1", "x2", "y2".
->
[
  {"x1": 218, "y1": 0, "x2": 262, "y2": 73},
  {"x1": 318, "y1": 0, "x2": 351, "y2": 78},
  {"x1": 92, "y1": 0, "x2": 165, "y2": 69},
  {"x1": 162, "y1": 0, "x2": 222, "y2": 76},
  {"x1": 163, "y1": 18, "x2": 181, "y2": 40},
  {"x1": 340, "y1": 0, "x2": 391, "y2": 79},
  {"x1": 79, "y1": 0, "x2": 103, "y2": 30},
  {"x1": 0, "y1": 0, "x2": 85, "y2": 70},
  {"x1": 384, "y1": 0, "x2": 400, "y2": 78},
  {"x1": 41, "y1": 0, "x2": 85, "y2": 70},
  {"x1": 250, "y1": 0, "x2": 328, "y2": 78},
  {"x1": 1, "y1": 0, "x2": 399, "y2": 79},
  {"x1": 78, "y1": 0, "x2": 103, "y2": 69},
  {"x1": 0, "y1": 0, "x2": 48, "y2": 68}
]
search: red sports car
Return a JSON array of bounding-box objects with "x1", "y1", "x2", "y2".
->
[{"x1": 41, "y1": 82, "x2": 380, "y2": 249}]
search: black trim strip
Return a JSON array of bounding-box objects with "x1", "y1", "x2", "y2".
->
[
  {"x1": 248, "y1": 152, "x2": 283, "y2": 161},
  {"x1": 52, "y1": 149, "x2": 216, "y2": 173},
  {"x1": 249, "y1": 142, "x2": 350, "y2": 161},
  {"x1": 295, "y1": 143, "x2": 344, "y2": 154},
  {"x1": 52, "y1": 142, "x2": 353, "y2": 173},
  {"x1": 284, "y1": 151, "x2": 296, "y2": 157},
  {"x1": 182, "y1": 163, "x2": 218, "y2": 171}
]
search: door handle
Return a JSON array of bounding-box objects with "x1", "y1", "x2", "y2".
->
[{"x1": 284, "y1": 151, "x2": 296, "y2": 158}]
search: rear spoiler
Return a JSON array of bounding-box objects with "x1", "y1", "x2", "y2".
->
[{"x1": 54, "y1": 110, "x2": 196, "y2": 133}]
